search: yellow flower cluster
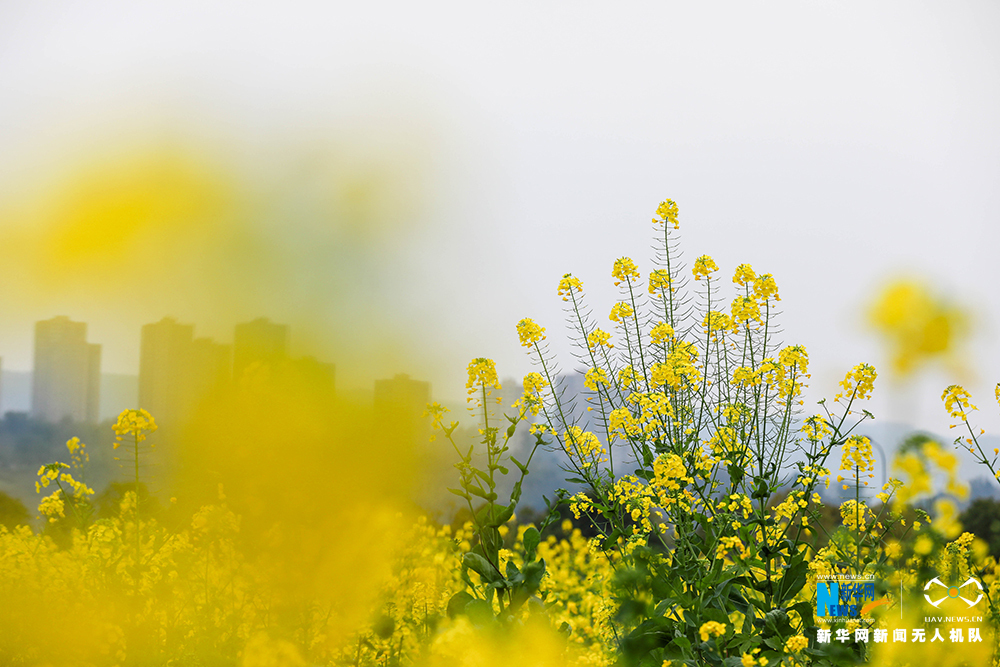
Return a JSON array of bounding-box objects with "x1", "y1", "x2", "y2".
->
[
  {"x1": 692, "y1": 255, "x2": 718, "y2": 281},
  {"x1": 834, "y1": 363, "x2": 877, "y2": 402},
  {"x1": 618, "y1": 365, "x2": 639, "y2": 389},
  {"x1": 609, "y1": 301, "x2": 634, "y2": 323},
  {"x1": 730, "y1": 295, "x2": 761, "y2": 326},
  {"x1": 650, "y1": 321, "x2": 674, "y2": 346},
  {"x1": 563, "y1": 426, "x2": 607, "y2": 469},
  {"x1": 112, "y1": 408, "x2": 157, "y2": 448},
  {"x1": 558, "y1": 273, "x2": 584, "y2": 301},
  {"x1": 648, "y1": 269, "x2": 671, "y2": 295},
  {"x1": 715, "y1": 535, "x2": 748, "y2": 561},
  {"x1": 466, "y1": 357, "x2": 501, "y2": 396},
  {"x1": 609, "y1": 407, "x2": 641, "y2": 439},
  {"x1": 584, "y1": 367, "x2": 609, "y2": 392},
  {"x1": 698, "y1": 621, "x2": 726, "y2": 641},
  {"x1": 801, "y1": 415, "x2": 831, "y2": 442},
  {"x1": 654, "y1": 199, "x2": 679, "y2": 228},
  {"x1": 867, "y1": 279, "x2": 968, "y2": 376},
  {"x1": 752, "y1": 273, "x2": 780, "y2": 302},
  {"x1": 612, "y1": 257, "x2": 640, "y2": 286},
  {"x1": 733, "y1": 263, "x2": 756, "y2": 286},
  {"x1": 702, "y1": 310, "x2": 734, "y2": 336},
  {"x1": 652, "y1": 453, "x2": 691, "y2": 493},
  {"x1": 784, "y1": 635, "x2": 808, "y2": 653},
  {"x1": 516, "y1": 318, "x2": 546, "y2": 347},
  {"x1": 942, "y1": 384, "x2": 976, "y2": 420},
  {"x1": 650, "y1": 341, "x2": 700, "y2": 392},
  {"x1": 587, "y1": 328, "x2": 613, "y2": 349},
  {"x1": 840, "y1": 435, "x2": 875, "y2": 472},
  {"x1": 523, "y1": 371, "x2": 549, "y2": 395}
]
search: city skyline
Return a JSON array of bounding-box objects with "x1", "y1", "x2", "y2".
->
[{"x1": 2, "y1": 314, "x2": 344, "y2": 423}]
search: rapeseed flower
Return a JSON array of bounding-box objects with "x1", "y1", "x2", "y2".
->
[
  {"x1": 612, "y1": 257, "x2": 640, "y2": 286},
  {"x1": 692, "y1": 255, "x2": 718, "y2": 280}
]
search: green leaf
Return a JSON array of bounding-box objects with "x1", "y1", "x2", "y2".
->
[
  {"x1": 447, "y1": 487, "x2": 470, "y2": 500},
  {"x1": 521, "y1": 558, "x2": 545, "y2": 592},
  {"x1": 464, "y1": 599, "x2": 495, "y2": 626},
  {"x1": 463, "y1": 553, "x2": 501, "y2": 584},
  {"x1": 447, "y1": 591, "x2": 475, "y2": 619},
  {"x1": 523, "y1": 526, "x2": 540, "y2": 561},
  {"x1": 776, "y1": 559, "x2": 808, "y2": 604}
]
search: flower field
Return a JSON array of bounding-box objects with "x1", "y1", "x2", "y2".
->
[{"x1": 1, "y1": 199, "x2": 998, "y2": 667}]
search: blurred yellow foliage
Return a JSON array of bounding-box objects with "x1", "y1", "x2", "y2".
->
[{"x1": 867, "y1": 279, "x2": 969, "y2": 376}]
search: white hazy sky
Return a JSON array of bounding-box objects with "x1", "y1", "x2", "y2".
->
[{"x1": 0, "y1": 1, "x2": 998, "y2": 436}]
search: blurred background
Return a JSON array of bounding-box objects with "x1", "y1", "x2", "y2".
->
[{"x1": 0, "y1": 1, "x2": 998, "y2": 508}]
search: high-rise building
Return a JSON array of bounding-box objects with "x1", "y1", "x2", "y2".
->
[
  {"x1": 31, "y1": 316, "x2": 101, "y2": 423},
  {"x1": 283, "y1": 355, "x2": 335, "y2": 394},
  {"x1": 233, "y1": 318, "x2": 288, "y2": 382},
  {"x1": 139, "y1": 317, "x2": 231, "y2": 425}
]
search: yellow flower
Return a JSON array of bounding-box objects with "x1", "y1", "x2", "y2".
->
[
  {"x1": 563, "y1": 426, "x2": 606, "y2": 468},
  {"x1": 702, "y1": 310, "x2": 733, "y2": 335},
  {"x1": 801, "y1": 415, "x2": 831, "y2": 441},
  {"x1": 692, "y1": 255, "x2": 718, "y2": 281},
  {"x1": 835, "y1": 363, "x2": 877, "y2": 402},
  {"x1": 612, "y1": 257, "x2": 640, "y2": 286},
  {"x1": 733, "y1": 263, "x2": 756, "y2": 287},
  {"x1": 941, "y1": 384, "x2": 976, "y2": 420},
  {"x1": 698, "y1": 621, "x2": 727, "y2": 642},
  {"x1": 752, "y1": 273, "x2": 780, "y2": 302},
  {"x1": 466, "y1": 357, "x2": 501, "y2": 396},
  {"x1": 778, "y1": 345, "x2": 808, "y2": 372},
  {"x1": 731, "y1": 295, "x2": 761, "y2": 324},
  {"x1": 654, "y1": 199, "x2": 679, "y2": 228},
  {"x1": 784, "y1": 635, "x2": 808, "y2": 653},
  {"x1": 584, "y1": 367, "x2": 609, "y2": 392},
  {"x1": 650, "y1": 321, "x2": 675, "y2": 346},
  {"x1": 516, "y1": 318, "x2": 546, "y2": 347},
  {"x1": 648, "y1": 269, "x2": 671, "y2": 295},
  {"x1": 113, "y1": 408, "x2": 157, "y2": 448},
  {"x1": 609, "y1": 301, "x2": 634, "y2": 323},
  {"x1": 522, "y1": 372, "x2": 548, "y2": 395},
  {"x1": 587, "y1": 328, "x2": 613, "y2": 349},
  {"x1": 840, "y1": 435, "x2": 875, "y2": 472},
  {"x1": 557, "y1": 273, "x2": 583, "y2": 301}
]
